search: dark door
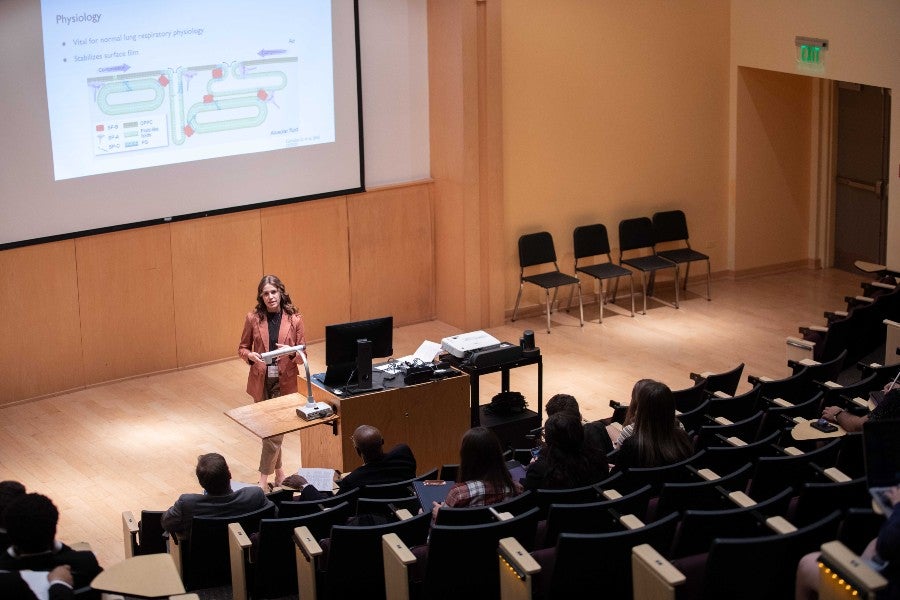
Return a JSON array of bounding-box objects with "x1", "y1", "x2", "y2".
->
[{"x1": 833, "y1": 82, "x2": 890, "y2": 271}]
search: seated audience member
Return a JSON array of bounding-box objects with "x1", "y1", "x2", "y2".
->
[
  {"x1": 795, "y1": 485, "x2": 900, "y2": 600},
  {"x1": 433, "y1": 427, "x2": 523, "y2": 517},
  {"x1": 0, "y1": 493, "x2": 101, "y2": 591},
  {"x1": 0, "y1": 480, "x2": 26, "y2": 550},
  {"x1": 821, "y1": 386, "x2": 900, "y2": 433},
  {"x1": 612, "y1": 380, "x2": 693, "y2": 470},
  {"x1": 161, "y1": 452, "x2": 274, "y2": 538},
  {"x1": 524, "y1": 411, "x2": 609, "y2": 490},
  {"x1": 0, "y1": 564, "x2": 74, "y2": 600},
  {"x1": 336, "y1": 425, "x2": 417, "y2": 493},
  {"x1": 545, "y1": 393, "x2": 614, "y2": 454}
]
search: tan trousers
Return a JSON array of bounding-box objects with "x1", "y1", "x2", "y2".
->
[{"x1": 258, "y1": 377, "x2": 284, "y2": 475}]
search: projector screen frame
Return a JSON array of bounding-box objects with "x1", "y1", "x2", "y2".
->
[{"x1": 0, "y1": 0, "x2": 365, "y2": 252}]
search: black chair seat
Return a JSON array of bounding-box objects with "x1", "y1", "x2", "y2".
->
[
  {"x1": 523, "y1": 271, "x2": 580, "y2": 289},
  {"x1": 658, "y1": 247, "x2": 709, "y2": 264},
  {"x1": 621, "y1": 254, "x2": 678, "y2": 273},
  {"x1": 576, "y1": 262, "x2": 632, "y2": 280}
]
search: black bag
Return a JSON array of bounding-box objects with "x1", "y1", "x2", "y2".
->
[{"x1": 485, "y1": 391, "x2": 526, "y2": 415}]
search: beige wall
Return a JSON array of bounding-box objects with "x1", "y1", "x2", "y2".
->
[
  {"x1": 0, "y1": 184, "x2": 434, "y2": 405},
  {"x1": 500, "y1": 1, "x2": 731, "y2": 310},
  {"x1": 731, "y1": 0, "x2": 900, "y2": 266},
  {"x1": 734, "y1": 68, "x2": 814, "y2": 272}
]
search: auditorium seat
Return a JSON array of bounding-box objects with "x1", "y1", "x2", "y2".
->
[
  {"x1": 384, "y1": 507, "x2": 540, "y2": 600},
  {"x1": 278, "y1": 486, "x2": 359, "y2": 517},
  {"x1": 168, "y1": 503, "x2": 276, "y2": 592},
  {"x1": 230, "y1": 501, "x2": 353, "y2": 599},
  {"x1": 689, "y1": 362, "x2": 744, "y2": 397},
  {"x1": 121, "y1": 509, "x2": 166, "y2": 558},
  {"x1": 541, "y1": 484, "x2": 653, "y2": 547},
  {"x1": 297, "y1": 509, "x2": 431, "y2": 600}
]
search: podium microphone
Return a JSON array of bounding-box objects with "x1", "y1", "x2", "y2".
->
[{"x1": 259, "y1": 345, "x2": 334, "y2": 421}]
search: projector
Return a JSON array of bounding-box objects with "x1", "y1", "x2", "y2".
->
[
  {"x1": 296, "y1": 402, "x2": 334, "y2": 421},
  {"x1": 441, "y1": 330, "x2": 501, "y2": 358}
]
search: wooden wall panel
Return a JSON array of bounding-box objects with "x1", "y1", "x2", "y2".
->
[
  {"x1": 0, "y1": 241, "x2": 83, "y2": 404},
  {"x1": 259, "y1": 196, "x2": 351, "y2": 344},
  {"x1": 347, "y1": 184, "x2": 434, "y2": 324},
  {"x1": 76, "y1": 226, "x2": 177, "y2": 385},
  {"x1": 171, "y1": 211, "x2": 263, "y2": 367}
]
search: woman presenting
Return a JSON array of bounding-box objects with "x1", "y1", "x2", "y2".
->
[{"x1": 238, "y1": 275, "x2": 307, "y2": 489}]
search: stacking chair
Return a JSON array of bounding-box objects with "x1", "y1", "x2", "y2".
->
[
  {"x1": 122, "y1": 510, "x2": 167, "y2": 558},
  {"x1": 689, "y1": 362, "x2": 744, "y2": 397},
  {"x1": 168, "y1": 503, "x2": 277, "y2": 592},
  {"x1": 512, "y1": 231, "x2": 584, "y2": 333},
  {"x1": 618, "y1": 216, "x2": 680, "y2": 313},
  {"x1": 652, "y1": 209, "x2": 711, "y2": 300},
  {"x1": 571, "y1": 223, "x2": 634, "y2": 322}
]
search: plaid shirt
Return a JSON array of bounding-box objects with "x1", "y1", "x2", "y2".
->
[{"x1": 444, "y1": 479, "x2": 524, "y2": 508}]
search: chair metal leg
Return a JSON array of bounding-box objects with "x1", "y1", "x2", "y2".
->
[
  {"x1": 627, "y1": 274, "x2": 635, "y2": 317},
  {"x1": 673, "y1": 265, "x2": 680, "y2": 308},
  {"x1": 640, "y1": 272, "x2": 648, "y2": 315},
  {"x1": 705, "y1": 259, "x2": 711, "y2": 300},
  {"x1": 683, "y1": 261, "x2": 691, "y2": 291},
  {"x1": 599, "y1": 280, "x2": 605, "y2": 323},
  {"x1": 576, "y1": 282, "x2": 584, "y2": 327},
  {"x1": 544, "y1": 289, "x2": 552, "y2": 333},
  {"x1": 551, "y1": 287, "x2": 559, "y2": 314},
  {"x1": 512, "y1": 282, "x2": 525, "y2": 322}
]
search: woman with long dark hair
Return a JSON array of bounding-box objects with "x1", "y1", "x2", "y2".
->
[
  {"x1": 613, "y1": 380, "x2": 693, "y2": 469},
  {"x1": 524, "y1": 411, "x2": 609, "y2": 489},
  {"x1": 238, "y1": 275, "x2": 307, "y2": 489},
  {"x1": 433, "y1": 427, "x2": 522, "y2": 516}
]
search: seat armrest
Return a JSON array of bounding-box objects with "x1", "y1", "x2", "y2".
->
[
  {"x1": 499, "y1": 537, "x2": 540, "y2": 600},
  {"x1": 166, "y1": 533, "x2": 183, "y2": 580},
  {"x1": 383, "y1": 532, "x2": 415, "y2": 600},
  {"x1": 620, "y1": 514, "x2": 645, "y2": 530},
  {"x1": 601, "y1": 488, "x2": 622, "y2": 500},
  {"x1": 122, "y1": 511, "x2": 138, "y2": 558},
  {"x1": 823, "y1": 467, "x2": 851, "y2": 483},
  {"x1": 631, "y1": 543, "x2": 685, "y2": 600},
  {"x1": 294, "y1": 526, "x2": 322, "y2": 600},
  {"x1": 766, "y1": 516, "x2": 797, "y2": 534},
  {"x1": 712, "y1": 391, "x2": 732, "y2": 399},
  {"x1": 807, "y1": 325, "x2": 828, "y2": 332},
  {"x1": 819, "y1": 541, "x2": 888, "y2": 595},
  {"x1": 728, "y1": 491, "x2": 756, "y2": 508},
  {"x1": 228, "y1": 523, "x2": 251, "y2": 600}
]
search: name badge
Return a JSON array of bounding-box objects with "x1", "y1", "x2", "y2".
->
[{"x1": 267, "y1": 364, "x2": 279, "y2": 378}]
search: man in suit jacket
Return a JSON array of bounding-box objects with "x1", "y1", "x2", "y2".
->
[
  {"x1": 282, "y1": 425, "x2": 417, "y2": 500},
  {"x1": 161, "y1": 453, "x2": 274, "y2": 539},
  {"x1": 0, "y1": 493, "x2": 101, "y2": 592}
]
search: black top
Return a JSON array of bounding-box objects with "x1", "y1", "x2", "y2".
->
[
  {"x1": 266, "y1": 310, "x2": 282, "y2": 358},
  {"x1": 337, "y1": 444, "x2": 417, "y2": 493},
  {"x1": 0, "y1": 543, "x2": 102, "y2": 591}
]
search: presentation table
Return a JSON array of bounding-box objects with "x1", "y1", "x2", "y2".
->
[{"x1": 226, "y1": 370, "x2": 470, "y2": 472}]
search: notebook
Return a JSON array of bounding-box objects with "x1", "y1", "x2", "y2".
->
[{"x1": 863, "y1": 419, "x2": 900, "y2": 517}]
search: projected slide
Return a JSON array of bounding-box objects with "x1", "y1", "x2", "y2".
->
[{"x1": 41, "y1": 1, "x2": 335, "y2": 181}]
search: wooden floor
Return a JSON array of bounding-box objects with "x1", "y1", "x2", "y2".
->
[{"x1": 0, "y1": 267, "x2": 867, "y2": 567}]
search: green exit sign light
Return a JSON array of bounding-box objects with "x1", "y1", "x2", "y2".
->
[{"x1": 795, "y1": 36, "x2": 828, "y2": 67}]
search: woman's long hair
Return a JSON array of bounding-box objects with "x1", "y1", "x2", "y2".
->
[
  {"x1": 458, "y1": 427, "x2": 515, "y2": 490},
  {"x1": 253, "y1": 274, "x2": 298, "y2": 317},
  {"x1": 541, "y1": 412, "x2": 606, "y2": 488},
  {"x1": 623, "y1": 379, "x2": 654, "y2": 426},
  {"x1": 629, "y1": 380, "x2": 693, "y2": 466}
]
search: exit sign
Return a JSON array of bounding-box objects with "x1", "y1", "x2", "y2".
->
[{"x1": 795, "y1": 36, "x2": 828, "y2": 67}]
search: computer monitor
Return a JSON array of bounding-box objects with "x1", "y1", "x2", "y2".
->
[{"x1": 324, "y1": 316, "x2": 393, "y2": 390}]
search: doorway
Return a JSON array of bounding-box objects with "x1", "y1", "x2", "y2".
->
[{"x1": 833, "y1": 82, "x2": 891, "y2": 271}]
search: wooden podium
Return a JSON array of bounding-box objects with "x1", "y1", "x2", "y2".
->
[{"x1": 226, "y1": 372, "x2": 470, "y2": 473}]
